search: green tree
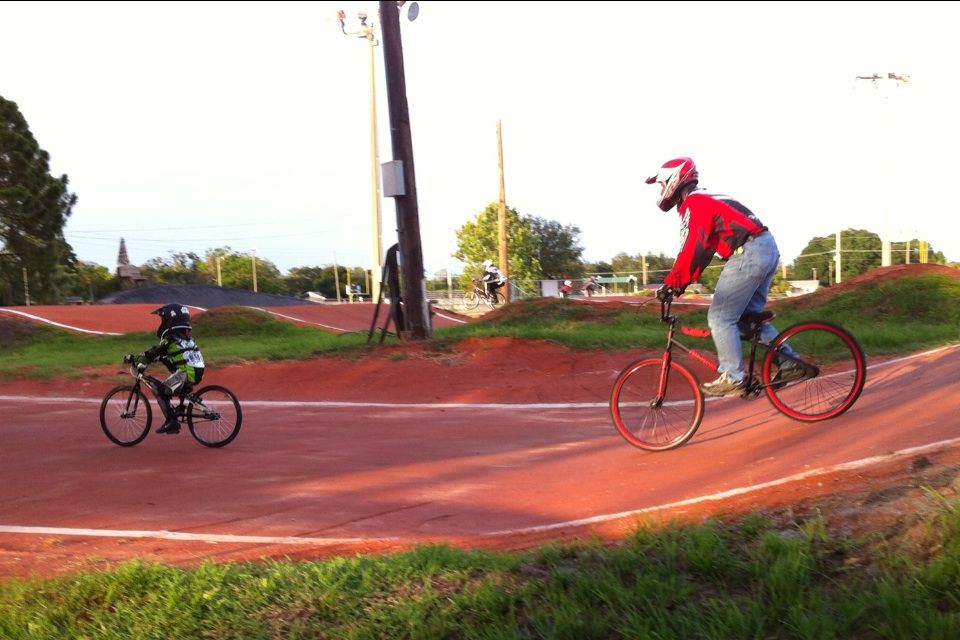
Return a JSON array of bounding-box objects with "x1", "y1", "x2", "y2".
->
[
  {"x1": 56, "y1": 261, "x2": 120, "y2": 302},
  {"x1": 608, "y1": 252, "x2": 674, "y2": 285},
  {"x1": 0, "y1": 96, "x2": 77, "y2": 304},
  {"x1": 527, "y1": 216, "x2": 584, "y2": 279},
  {"x1": 453, "y1": 203, "x2": 541, "y2": 294},
  {"x1": 140, "y1": 251, "x2": 212, "y2": 285},
  {"x1": 217, "y1": 251, "x2": 284, "y2": 293},
  {"x1": 583, "y1": 260, "x2": 613, "y2": 275},
  {"x1": 284, "y1": 265, "x2": 327, "y2": 297},
  {"x1": 889, "y1": 239, "x2": 946, "y2": 266},
  {"x1": 794, "y1": 229, "x2": 880, "y2": 284}
]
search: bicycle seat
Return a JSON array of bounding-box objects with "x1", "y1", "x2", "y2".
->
[
  {"x1": 738, "y1": 311, "x2": 775, "y2": 338},
  {"x1": 739, "y1": 310, "x2": 775, "y2": 326}
]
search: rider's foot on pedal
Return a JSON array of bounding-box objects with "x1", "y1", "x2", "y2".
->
[
  {"x1": 772, "y1": 359, "x2": 806, "y2": 389},
  {"x1": 155, "y1": 418, "x2": 180, "y2": 434},
  {"x1": 700, "y1": 373, "x2": 746, "y2": 397}
]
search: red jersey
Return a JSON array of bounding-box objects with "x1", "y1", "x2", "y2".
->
[{"x1": 663, "y1": 190, "x2": 767, "y2": 291}]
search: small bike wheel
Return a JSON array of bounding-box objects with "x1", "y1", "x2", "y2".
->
[
  {"x1": 463, "y1": 291, "x2": 481, "y2": 310},
  {"x1": 188, "y1": 385, "x2": 243, "y2": 448},
  {"x1": 610, "y1": 358, "x2": 705, "y2": 451},
  {"x1": 100, "y1": 385, "x2": 152, "y2": 447},
  {"x1": 763, "y1": 321, "x2": 867, "y2": 422}
]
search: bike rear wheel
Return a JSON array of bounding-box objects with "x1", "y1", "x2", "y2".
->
[
  {"x1": 763, "y1": 321, "x2": 867, "y2": 422},
  {"x1": 100, "y1": 385, "x2": 152, "y2": 447},
  {"x1": 610, "y1": 358, "x2": 705, "y2": 451},
  {"x1": 488, "y1": 291, "x2": 504, "y2": 308},
  {"x1": 187, "y1": 385, "x2": 243, "y2": 448}
]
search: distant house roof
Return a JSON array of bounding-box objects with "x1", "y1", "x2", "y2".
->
[
  {"x1": 595, "y1": 275, "x2": 638, "y2": 284},
  {"x1": 117, "y1": 264, "x2": 146, "y2": 280}
]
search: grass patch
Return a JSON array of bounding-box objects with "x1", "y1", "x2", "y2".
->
[
  {"x1": 3, "y1": 497, "x2": 959, "y2": 638},
  {"x1": 0, "y1": 307, "x2": 374, "y2": 380}
]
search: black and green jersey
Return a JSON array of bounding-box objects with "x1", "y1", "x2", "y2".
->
[{"x1": 143, "y1": 330, "x2": 205, "y2": 384}]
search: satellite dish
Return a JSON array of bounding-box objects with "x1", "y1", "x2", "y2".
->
[{"x1": 407, "y1": 1, "x2": 419, "y2": 21}]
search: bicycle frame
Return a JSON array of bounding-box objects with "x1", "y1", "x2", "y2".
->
[
  {"x1": 125, "y1": 363, "x2": 192, "y2": 417},
  {"x1": 655, "y1": 295, "x2": 796, "y2": 399}
]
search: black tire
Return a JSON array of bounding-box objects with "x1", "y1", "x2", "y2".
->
[
  {"x1": 763, "y1": 321, "x2": 867, "y2": 422},
  {"x1": 463, "y1": 290, "x2": 481, "y2": 310},
  {"x1": 100, "y1": 385, "x2": 152, "y2": 447},
  {"x1": 610, "y1": 358, "x2": 705, "y2": 451},
  {"x1": 187, "y1": 385, "x2": 243, "y2": 448}
]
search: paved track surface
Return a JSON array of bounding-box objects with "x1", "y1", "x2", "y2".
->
[{"x1": 1, "y1": 297, "x2": 958, "y2": 578}]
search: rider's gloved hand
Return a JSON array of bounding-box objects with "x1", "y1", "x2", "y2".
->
[{"x1": 655, "y1": 285, "x2": 673, "y2": 302}]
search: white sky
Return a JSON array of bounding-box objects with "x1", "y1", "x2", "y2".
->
[{"x1": 2, "y1": 1, "x2": 958, "y2": 277}]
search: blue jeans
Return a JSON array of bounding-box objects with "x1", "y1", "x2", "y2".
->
[{"x1": 708, "y1": 231, "x2": 795, "y2": 381}]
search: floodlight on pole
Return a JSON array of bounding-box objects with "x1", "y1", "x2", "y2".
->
[
  {"x1": 337, "y1": 8, "x2": 384, "y2": 304},
  {"x1": 854, "y1": 71, "x2": 911, "y2": 268}
]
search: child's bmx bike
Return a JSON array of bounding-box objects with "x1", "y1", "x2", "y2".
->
[{"x1": 99, "y1": 356, "x2": 243, "y2": 448}]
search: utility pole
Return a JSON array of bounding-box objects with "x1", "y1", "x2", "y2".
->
[
  {"x1": 379, "y1": 0, "x2": 430, "y2": 338},
  {"x1": 855, "y1": 72, "x2": 910, "y2": 268},
  {"x1": 216, "y1": 256, "x2": 223, "y2": 287},
  {"x1": 331, "y1": 255, "x2": 341, "y2": 303},
  {"x1": 497, "y1": 120, "x2": 509, "y2": 301},
  {"x1": 835, "y1": 230, "x2": 842, "y2": 285},
  {"x1": 251, "y1": 249, "x2": 258, "y2": 293}
]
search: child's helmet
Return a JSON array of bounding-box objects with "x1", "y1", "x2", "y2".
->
[
  {"x1": 483, "y1": 259, "x2": 494, "y2": 269},
  {"x1": 564, "y1": 280, "x2": 572, "y2": 286},
  {"x1": 152, "y1": 303, "x2": 191, "y2": 339}
]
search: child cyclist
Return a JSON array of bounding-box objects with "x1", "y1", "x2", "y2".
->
[{"x1": 125, "y1": 303, "x2": 205, "y2": 434}]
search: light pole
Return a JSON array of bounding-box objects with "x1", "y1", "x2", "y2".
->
[
  {"x1": 855, "y1": 72, "x2": 911, "y2": 268},
  {"x1": 251, "y1": 248, "x2": 258, "y2": 293},
  {"x1": 338, "y1": 9, "x2": 383, "y2": 304}
]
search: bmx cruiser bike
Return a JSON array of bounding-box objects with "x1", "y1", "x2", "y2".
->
[
  {"x1": 463, "y1": 278, "x2": 506, "y2": 310},
  {"x1": 99, "y1": 355, "x2": 243, "y2": 448},
  {"x1": 610, "y1": 290, "x2": 867, "y2": 451}
]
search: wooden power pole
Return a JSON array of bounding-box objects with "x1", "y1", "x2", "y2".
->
[{"x1": 497, "y1": 120, "x2": 509, "y2": 301}]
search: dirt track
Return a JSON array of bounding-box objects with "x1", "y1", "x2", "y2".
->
[{"x1": 2, "y1": 269, "x2": 960, "y2": 580}]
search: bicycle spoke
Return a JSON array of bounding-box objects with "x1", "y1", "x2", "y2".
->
[
  {"x1": 611, "y1": 359, "x2": 704, "y2": 451},
  {"x1": 188, "y1": 385, "x2": 243, "y2": 448},
  {"x1": 100, "y1": 386, "x2": 151, "y2": 446},
  {"x1": 764, "y1": 322, "x2": 866, "y2": 422}
]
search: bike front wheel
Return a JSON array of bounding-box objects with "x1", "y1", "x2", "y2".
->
[
  {"x1": 463, "y1": 290, "x2": 481, "y2": 310},
  {"x1": 763, "y1": 321, "x2": 867, "y2": 422},
  {"x1": 610, "y1": 358, "x2": 705, "y2": 451},
  {"x1": 100, "y1": 385, "x2": 152, "y2": 447},
  {"x1": 187, "y1": 385, "x2": 243, "y2": 448}
]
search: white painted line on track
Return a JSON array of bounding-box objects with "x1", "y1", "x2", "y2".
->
[
  {"x1": 242, "y1": 306, "x2": 351, "y2": 332},
  {"x1": 0, "y1": 525, "x2": 396, "y2": 546},
  {"x1": 482, "y1": 435, "x2": 960, "y2": 537},
  {"x1": 0, "y1": 309, "x2": 122, "y2": 336}
]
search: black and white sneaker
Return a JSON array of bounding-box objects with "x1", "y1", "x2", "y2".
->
[{"x1": 155, "y1": 419, "x2": 181, "y2": 435}]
